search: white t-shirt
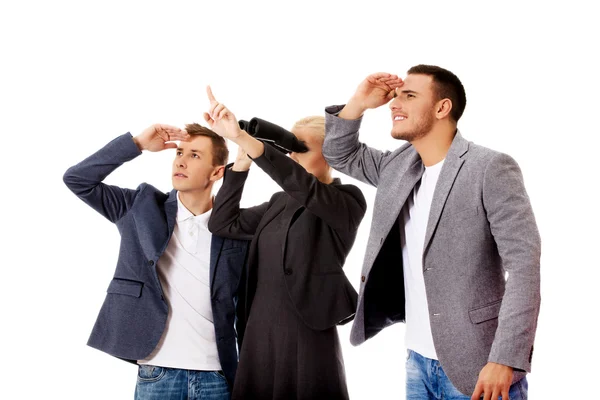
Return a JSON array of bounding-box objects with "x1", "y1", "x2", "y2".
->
[
  {"x1": 400, "y1": 159, "x2": 445, "y2": 360},
  {"x1": 138, "y1": 194, "x2": 221, "y2": 371}
]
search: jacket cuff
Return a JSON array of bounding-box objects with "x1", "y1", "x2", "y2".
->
[
  {"x1": 325, "y1": 105, "x2": 364, "y2": 131},
  {"x1": 124, "y1": 132, "x2": 142, "y2": 153},
  {"x1": 488, "y1": 344, "x2": 533, "y2": 373},
  {"x1": 251, "y1": 143, "x2": 281, "y2": 172},
  {"x1": 223, "y1": 162, "x2": 250, "y2": 183},
  {"x1": 325, "y1": 104, "x2": 347, "y2": 116},
  {"x1": 101, "y1": 132, "x2": 143, "y2": 162}
]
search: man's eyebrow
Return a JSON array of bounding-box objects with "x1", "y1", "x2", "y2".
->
[
  {"x1": 176, "y1": 148, "x2": 204, "y2": 154},
  {"x1": 400, "y1": 89, "x2": 418, "y2": 94}
]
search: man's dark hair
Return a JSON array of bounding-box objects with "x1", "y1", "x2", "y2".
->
[
  {"x1": 184, "y1": 123, "x2": 229, "y2": 166},
  {"x1": 407, "y1": 64, "x2": 467, "y2": 122}
]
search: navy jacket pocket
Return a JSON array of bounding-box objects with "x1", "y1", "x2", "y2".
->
[{"x1": 107, "y1": 278, "x2": 143, "y2": 298}]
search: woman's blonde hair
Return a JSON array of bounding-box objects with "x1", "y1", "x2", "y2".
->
[{"x1": 292, "y1": 116, "x2": 326, "y2": 141}]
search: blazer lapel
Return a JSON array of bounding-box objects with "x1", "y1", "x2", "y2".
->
[
  {"x1": 209, "y1": 235, "x2": 224, "y2": 296},
  {"x1": 147, "y1": 190, "x2": 179, "y2": 292},
  {"x1": 165, "y1": 190, "x2": 178, "y2": 235},
  {"x1": 280, "y1": 197, "x2": 305, "y2": 266},
  {"x1": 377, "y1": 153, "x2": 424, "y2": 243},
  {"x1": 423, "y1": 132, "x2": 469, "y2": 254},
  {"x1": 242, "y1": 196, "x2": 286, "y2": 318}
]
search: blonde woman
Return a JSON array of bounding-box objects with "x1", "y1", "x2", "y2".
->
[{"x1": 205, "y1": 88, "x2": 365, "y2": 400}]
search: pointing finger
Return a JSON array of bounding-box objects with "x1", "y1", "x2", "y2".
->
[{"x1": 207, "y1": 85, "x2": 217, "y2": 103}]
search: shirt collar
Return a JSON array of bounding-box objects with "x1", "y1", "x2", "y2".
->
[
  {"x1": 425, "y1": 158, "x2": 446, "y2": 170},
  {"x1": 176, "y1": 192, "x2": 213, "y2": 226}
]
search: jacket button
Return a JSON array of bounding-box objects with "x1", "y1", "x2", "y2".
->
[
  {"x1": 148, "y1": 260, "x2": 154, "y2": 266},
  {"x1": 361, "y1": 275, "x2": 366, "y2": 282},
  {"x1": 284, "y1": 268, "x2": 293, "y2": 275}
]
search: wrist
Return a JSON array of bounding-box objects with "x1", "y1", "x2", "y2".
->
[
  {"x1": 228, "y1": 129, "x2": 249, "y2": 143},
  {"x1": 232, "y1": 132, "x2": 265, "y2": 159},
  {"x1": 132, "y1": 136, "x2": 145, "y2": 151},
  {"x1": 339, "y1": 99, "x2": 366, "y2": 120},
  {"x1": 231, "y1": 160, "x2": 251, "y2": 172},
  {"x1": 224, "y1": 124, "x2": 245, "y2": 141}
]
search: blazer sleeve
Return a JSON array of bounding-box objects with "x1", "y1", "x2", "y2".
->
[
  {"x1": 251, "y1": 143, "x2": 367, "y2": 237},
  {"x1": 483, "y1": 152, "x2": 541, "y2": 372},
  {"x1": 208, "y1": 166, "x2": 270, "y2": 240},
  {"x1": 63, "y1": 133, "x2": 144, "y2": 223},
  {"x1": 323, "y1": 105, "x2": 393, "y2": 188}
]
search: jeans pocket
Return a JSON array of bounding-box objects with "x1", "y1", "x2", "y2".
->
[
  {"x1": 511, "y1": 377, "x2": 528, "y2": 400},
  {"x1": 137, "y1": 365, "x2": 166, "y2": 382},
  {"x1": 212, "y1": 370, "x2": 226, "y2": 380}
]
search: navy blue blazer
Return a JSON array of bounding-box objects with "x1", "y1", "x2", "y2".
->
[{"x1": 63, "y1": 133, "x2": 249, "y2": 389}]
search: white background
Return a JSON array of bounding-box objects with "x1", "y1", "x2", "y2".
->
[{"x1": 1, "y1": 1, "x2": 598, "y2": 399}]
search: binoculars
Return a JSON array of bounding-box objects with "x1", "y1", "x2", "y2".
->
[{"x1": 238, "y1": 118, "x2": 309, "y2": 154}]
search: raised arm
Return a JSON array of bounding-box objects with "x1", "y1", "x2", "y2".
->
[
  {"x1": 204, "y1": 87, "x2": 367, "y2": 236},
  {"x1": 253, "y1": 144, "x2": 366, "y2": 235},
  {"x1": 323, "y1": 73, "x2": 403, "y2": 187},
  {"x1": 63, "y1": 125, "x2": 188, "y2": 222},
  {"x1": 207, "y1": 145, "x2": 270, "y2": 240}
]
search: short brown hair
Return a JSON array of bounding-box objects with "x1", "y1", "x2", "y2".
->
[
  {"x1": 407, "y1": 64, "x2": 467, "y2": 122},
  {"x1": 185, "y1": 123, "x2": 229, "y2": 166}
]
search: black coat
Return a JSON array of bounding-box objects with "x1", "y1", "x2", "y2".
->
[{"x1": 208, "y1": 144, "x2": 366, "y2": 345}]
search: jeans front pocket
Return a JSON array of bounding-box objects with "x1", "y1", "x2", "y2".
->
[
  {"x1": 137, "y1": 365, "x2": 166, "y2": 383},
  {"x1": 212, "y1": 370, "x2": 226, "y2": 380}
]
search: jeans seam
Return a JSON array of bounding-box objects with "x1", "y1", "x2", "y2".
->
[
  {"x1": 516, "y1": 379, "x2": 526, "y2": 399},
  {"x1": 436, "y1": 363, "x2": 442, "y2": 400}
]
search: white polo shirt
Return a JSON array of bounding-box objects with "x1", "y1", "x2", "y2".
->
[{"x1": 138, "y1": 193, "x2": 221, "y2": 371}]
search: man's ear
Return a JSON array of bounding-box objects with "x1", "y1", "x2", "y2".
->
[
  {"x1": 212, "y1": 165, "x2": 225, "y2": 181},
  {"x1": 436, "y1": 98, "x2": 453, "y2": 120}
]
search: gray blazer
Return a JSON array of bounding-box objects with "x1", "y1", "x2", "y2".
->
[{"x1": 323, "y1": 106, "x2": 541, "y2": 395}]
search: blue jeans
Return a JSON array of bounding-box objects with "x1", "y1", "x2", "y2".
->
[
  {"x1": 135, "y1": 365, "x2": 230, "y2": 400},
  {"x1": 406, "y1": 350, "x2": 528, "y2": 400}
]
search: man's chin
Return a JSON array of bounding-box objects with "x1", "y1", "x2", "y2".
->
[
  {"x1": 172, "y1": 180, "x2": 184, "y2": 191},
  {"x1": 391, "y1": 130, "x2": 410, "y2": 141}
]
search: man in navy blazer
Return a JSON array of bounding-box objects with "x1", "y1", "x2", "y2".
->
[{"x1": 63, "y1": 123, "x2": 249, "y2": 399}]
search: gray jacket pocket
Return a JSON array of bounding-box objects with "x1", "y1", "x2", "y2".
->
[
  {"x1": 446, "y1": 206, "x2": 479, "y2": 221},
  {"x1": 469, "y1": 299, "x2": 502, "y2": 324}
]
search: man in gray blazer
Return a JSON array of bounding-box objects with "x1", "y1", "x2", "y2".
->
[{"x1": 323, "y1": 65, "x2": 540, "y2": 399}]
